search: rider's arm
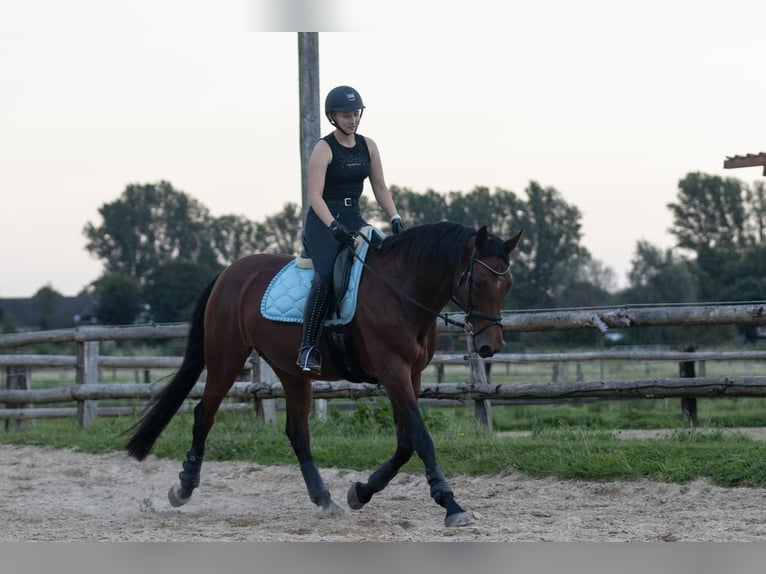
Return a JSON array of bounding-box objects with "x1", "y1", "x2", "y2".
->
[
  {"x1": 366, "y1": 137, "x2": 399, "y2": 221},
  {"x1": 307, "y1": 140, "x2": 336, "y2": 227}
]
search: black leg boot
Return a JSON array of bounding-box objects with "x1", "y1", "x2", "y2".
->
[{"x1": 297, "y1": 275, "x2": 332, "y2": 375}]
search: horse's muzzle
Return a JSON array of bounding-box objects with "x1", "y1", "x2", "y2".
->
[
  {"x1": 473, "y1": 330, "x2": 504, "y2": 358},
  {"x1": 477, "y1": 345, "x2": 495, "y2": 358}
]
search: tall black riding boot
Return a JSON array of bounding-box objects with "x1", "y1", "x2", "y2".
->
[{"x1": 296, "y1": 276, "x2": 332, "y2": 375}]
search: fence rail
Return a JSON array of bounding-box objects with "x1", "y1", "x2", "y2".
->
[
  {"x1": 498, "y1": 303, "x2": 766, "y2": 332},
  {"x1": 5, "y1": 349, "x2": 766, "y2": 370},
  {"x1": 3, "y1": 303, "x2": 766, "y2": 429},
  {"x1": 2, "y1": 302, "x2": 766, "y2": 349},
  {"x1": 4, "y1": 376, "x2": 766, "y2": 406}
]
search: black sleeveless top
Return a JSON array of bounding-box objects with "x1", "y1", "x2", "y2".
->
[{"x1": 322, "y1": 133, "x2": 371, "y2": 200}]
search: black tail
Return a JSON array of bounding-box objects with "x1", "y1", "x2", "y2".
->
[{"x1": 125, "y1": 276, "x2": 218, "y2": 461}]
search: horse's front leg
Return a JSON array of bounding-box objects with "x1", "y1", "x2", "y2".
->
[
  {"x1": 281, "y1": 372, "x2": 343, "y2": 517},
  {"x1": 408, "y1": 401, "x2": 473, "y2": 527}
]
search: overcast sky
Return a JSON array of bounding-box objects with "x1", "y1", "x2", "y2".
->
[{"x1": 2, "y1": 1, "x2": 764, "y2": 297}]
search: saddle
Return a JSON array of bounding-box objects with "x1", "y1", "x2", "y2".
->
[
  {"x1": 326, "y1": 237, "x2": 381, "y2": 383},
  {"x1": 297, "y1": 242, "x2": 356, "y2": 320},
  {"x1": 261, "y1": 226, "x2": 385, "y2": 383}
]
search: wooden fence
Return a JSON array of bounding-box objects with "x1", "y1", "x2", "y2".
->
[{"x1": 2, "y1": 302, "x2": 766, "y2": 430}]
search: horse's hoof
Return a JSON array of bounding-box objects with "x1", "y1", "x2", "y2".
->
[
  {"x1": 322, "y1": 500, "x2": 345, "y2": 517},
  {"x1": 347, "y1": 482, "x2": 366, "y2": 510},
  {"x1": 168, "y1": 485, "x2": 192, "y2": 508},
  {"x1": 445, "y1": 511, "x2": 474, "y2": 528}
]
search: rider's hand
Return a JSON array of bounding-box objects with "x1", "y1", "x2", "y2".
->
[
  {"x1": 391, "y1": 215, "x2": 404, "y2": 235},
  {"x1": 329, "y1": 219, "x2": 357, "y2": 247}
]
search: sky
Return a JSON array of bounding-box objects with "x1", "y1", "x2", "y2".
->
[{"x1": 1, "y1": 0, "x2": 765, "y2": 297}]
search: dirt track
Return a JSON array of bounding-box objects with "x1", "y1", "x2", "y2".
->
[{"x1": 3, "y1": 444, "x2": 766, "y2": 541}]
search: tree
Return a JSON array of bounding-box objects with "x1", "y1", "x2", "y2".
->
[
  {"x1": 667, "y1": 172, "x2": 766, "y2": 305},
  {"x1": 716, "y1": 243, "x2": 766, "y2": 342},
  {"x1": 745, "y1": 181, "x2": 766, "y2": 244},
  {"x1": 622, "y1": 240, "x2": 698, "y2": 304},
  {"x1": 83, "y1": 181, "x2": 218, "y2": 281},
  {"x1": 667, "y1": 172, "x2": 750, "y2": 252},
  {"x1": 142, "y1": 260, "x2": 217, "y2": 323},
  {"x1": 509, "y1": 181, "x2": 591, "y2": 310},
  {"x1": 375, "y1": 182, "x2": 601, "y2": 310},
  {"x1": 254, "y1": 202, "x2": 304, "y2": 255},
  {"x1": 30, "y1": 284, "x2": 63, "y2": 330},
  {"x1": 209, "y1": 214, "x2": 261, "y2": 264},
  {"x1": 715, "y1": 243, "x2": 766, "y2": 302},
  {"x1": 618, "y1": 240, "x2": 707, "y2": 345},
  {"x1": 388, "y1": 185, "x2": 526, "y2": 237},
  {"x1": 0, "y1": 311, "x2": 18, "y2": 334},
  {"x1": 92, "y1": 273, "x2": 142, "y2": 326},
  {"x1": 387, "y1": 186, "x2": 448, "y2": 227}
]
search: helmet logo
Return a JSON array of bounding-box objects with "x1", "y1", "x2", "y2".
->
[{"x1": 345, "y1": 91, "x2": 357, "y2": 102}]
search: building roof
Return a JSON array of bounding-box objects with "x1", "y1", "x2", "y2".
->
[
  {"x1": 723, "y1": 152, "x2": 766, "y2": 175},
  {"x1": 0, "y1": 294, "x2": 96, "y2": 329}
]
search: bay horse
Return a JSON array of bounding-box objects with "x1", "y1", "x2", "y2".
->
[{"x1": 125, "y1": 221, "x2": 522, "y2": 527}]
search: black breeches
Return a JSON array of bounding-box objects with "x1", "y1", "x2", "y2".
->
[{"x1": 302, "y1": 206, "x2": 366, "y2": 283}]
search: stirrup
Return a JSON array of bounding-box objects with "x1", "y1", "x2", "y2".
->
[{"x1": 297, "y1": 346, "x2": 322, "y2": 375}]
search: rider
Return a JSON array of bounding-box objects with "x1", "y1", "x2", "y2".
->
[{"x1": 297, "y1": 85, "x2": 405, "y2": 375}]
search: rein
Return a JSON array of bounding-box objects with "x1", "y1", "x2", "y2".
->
[{"x1": 354, "y1": 233, "x2": 508, "y2": 336}]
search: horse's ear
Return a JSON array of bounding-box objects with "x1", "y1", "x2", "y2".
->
[
  {"x1": 505, "y1": 229, "x2": 523, "y2": 254},
  {"x1": 475, "y1": 226, "x2": 489, "y2": 251}
]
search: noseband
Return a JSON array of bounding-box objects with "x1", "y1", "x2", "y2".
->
[{"x1": 450, "y1": 247, "x2": 510, "y2": 337}]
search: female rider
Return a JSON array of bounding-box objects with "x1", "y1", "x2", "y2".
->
[{"x1": 297, "y1": 85, "x2": 404, "y2": 375}]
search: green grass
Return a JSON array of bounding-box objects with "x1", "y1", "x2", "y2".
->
[
  {"x1": 4, "y1": 398, "x2": 766, "y2": 487},
  {"x1": 491, "y1": 397, "x2": 766, "y2": 431},
  {"x1": 8, "y1": 345, "x2": 766, "y2": 486}
]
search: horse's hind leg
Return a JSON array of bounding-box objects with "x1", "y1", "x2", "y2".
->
[
  {"x1": 168, "y1": 351, "x2": 248, "y2": 507},
  {"x1": 349, "y1": 394, "x2": 472, "y2": 528},
  {"x1": 277, "y1": 368, "x2": 343, "y2": 517},
  {"x1": 346, "y1": 401, "x2": 415, "y2": 510},
  {"x1": 168, "y1": 401, "x2": 205, "y2": 507}
]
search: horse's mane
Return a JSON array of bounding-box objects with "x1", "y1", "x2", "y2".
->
[{"x1": 376, "y1": 221, "x2": 477, "y2": 268}]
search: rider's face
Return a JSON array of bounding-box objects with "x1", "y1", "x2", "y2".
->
[{"x1": 333, "y1": 110, "x2": 362, "y2": 132}]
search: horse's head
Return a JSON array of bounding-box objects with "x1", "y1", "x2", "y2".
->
[{"x1": 452, "y1": 226, "x2": 523, "y2": 358}]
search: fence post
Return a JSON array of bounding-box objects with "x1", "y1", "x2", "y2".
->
[
  {"x1": 467, "y1": 342, "x2": 493, "y2": 430},
  {"x1": 76, "y1": 340, "x2": 99, "y2": 427},
  {"x1": 679, "y1": 345, "x2": 697, "y2": 425},
  {"x1": 313, "y1": 397, "x2": 328, "y2": 421},
  {"x1": 256, "y1": 357, "x2": 278, "y2": 426},
  {"x1": 5, "y1": 366, "x2": 29, "y2": 431}
]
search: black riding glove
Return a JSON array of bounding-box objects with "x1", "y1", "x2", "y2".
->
[
  {"x1": 329, "y1": 219, "x2": 357, "y2": 247},
  {"x1": 391, "y1": 215, "x2": 404, "y2": 235}
]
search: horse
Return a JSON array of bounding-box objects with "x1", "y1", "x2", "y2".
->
[{"x1": 125, "y1": 221, "x2": 523, "y2": 528}]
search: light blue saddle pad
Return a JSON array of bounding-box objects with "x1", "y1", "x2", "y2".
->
[{"x1": 261, "y1": 227, "x2": 383, "y2": 325}]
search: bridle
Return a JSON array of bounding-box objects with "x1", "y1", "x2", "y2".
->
[
  {"x1": 450, "y1": 247, "x2": 510, "y2": 337},
  {"x1": 355, "y1": 235, "x2": 510, "y2": 338}
]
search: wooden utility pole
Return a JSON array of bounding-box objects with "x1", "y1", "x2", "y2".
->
[
  {"x1": 298, "y1": 33, "x2": 320, "y2": 220},
  {"x1": 297, "y1": 33, "x2": 326, "y2": 416}
]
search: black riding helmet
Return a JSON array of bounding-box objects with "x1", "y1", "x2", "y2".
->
[{"x1": 325, "y1": 86, "x2": 365, "y2": 133}]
